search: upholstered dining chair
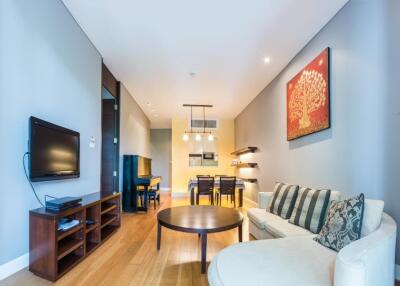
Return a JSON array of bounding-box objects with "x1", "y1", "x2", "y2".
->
[
  {"x1": 196, "y1": 176, "x2": 215, "y2": 205},
  {"x1": 216, "y1": 176, "x2": 236, "y2": 207}
]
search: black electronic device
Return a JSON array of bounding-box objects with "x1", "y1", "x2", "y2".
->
[{"x1": 45, "y1": 196, "x2": 82, "y2": 212}]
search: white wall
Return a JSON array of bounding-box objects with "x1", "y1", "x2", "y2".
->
[
  {"x1": 150, "y1": 129, "x2": 172, "y2": 189},
  {"x1": 119, "y1": 84, "x2": 151, "y2": 190},
  {"x1": 0, "y1": 0, "x2": 102, "y2": 265}
]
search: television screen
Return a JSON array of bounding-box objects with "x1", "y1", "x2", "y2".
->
[{"x1": 29, "y1": 117, "x2": 80, "y2": 182}]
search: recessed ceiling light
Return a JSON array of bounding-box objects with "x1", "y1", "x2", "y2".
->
[{"x1": 264, "y1": 57, "x2": 271, "y2": 64}]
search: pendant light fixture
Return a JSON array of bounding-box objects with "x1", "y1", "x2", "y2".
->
[{"x1": 182, "y1": 104, "x2": 214, "y2": 141}]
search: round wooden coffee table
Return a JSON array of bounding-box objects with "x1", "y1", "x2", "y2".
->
[{"x1": 157, "y1": 205, "x2": 244, "y2": 273}]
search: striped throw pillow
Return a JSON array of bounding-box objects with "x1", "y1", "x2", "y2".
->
[
  {"x1": 289, "y1": 187, "x2": 331, "y2": 234},
  {"x1": 268, "y1": 183, "x2": 299, "y2": 219}
]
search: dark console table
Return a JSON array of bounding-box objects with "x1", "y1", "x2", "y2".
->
[{"x1": 29, "y1": 192, "x2": 121, "y2": 282}]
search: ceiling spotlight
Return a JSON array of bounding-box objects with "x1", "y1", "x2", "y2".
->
[
  {"x1": 195, "y1": 134, "x2": 202, "y2": 141},
  {"x1": 182, "y1": 133, "x2": 189, "y2": 141},
  {"x1": 264, "y1": 57, "x2": 271, "y2": 64},
  {"x1": 208, "y1": 134, "x2": 214, "y2": 141}
]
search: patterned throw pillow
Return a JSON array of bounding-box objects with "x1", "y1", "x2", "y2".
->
[
  {"x1": 269, "y1": 182, "x2": 299, "y2": 219},
  {"x1": 314, "y1": 193, "x2": 365, "y2": 252},
  {"x1": 289, "y1": 187, "x2": 331, "y2": 233}
]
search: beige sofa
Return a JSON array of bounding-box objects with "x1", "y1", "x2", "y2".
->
[
  {"x1": 208, "y1": 191, "x2": 397, "y2": 286},
  {"x1": 248, "y1": 191, "x2": 341, "y2": 239}
]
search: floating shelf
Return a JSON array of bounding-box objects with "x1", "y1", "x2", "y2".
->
[
  {"x1": 231, "y1": 147, "x2": 258, "y2": 156},
  {"x1": 232, "y1": 163, "x2": 258, "y2": 168},
  {"x1": 239, "y1": 178, "x2": 258, "y2": 183}
]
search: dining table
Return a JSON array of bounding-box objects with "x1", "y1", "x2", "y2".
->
[{"x1": 187, "y1": 178, "x2": 246, "y2": 207}]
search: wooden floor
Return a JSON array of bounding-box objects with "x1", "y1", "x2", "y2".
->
[{"x1": 2, "y1": 193, "x2": 251, "y2": 286}]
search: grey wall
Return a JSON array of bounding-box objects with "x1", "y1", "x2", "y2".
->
[
  {"x1": 383, "y1": 0, "x2": 400, "y2": 265},
  {"x1": 0, "y1": 0, "x2": 102, "y2": 265},
  {"x1": 150, "y1": 129, "x2": 172, "y2": 189},
  {"x1": 119, "y1": 84, "x2": 151, "y2": 190},
  {"x1": 235, "y1": 0, "x2": 400, "y2": 263}
]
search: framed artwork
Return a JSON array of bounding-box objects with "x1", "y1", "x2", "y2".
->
[{"x1": 287, "y1": 48, "x2": 330, "y2": 141}]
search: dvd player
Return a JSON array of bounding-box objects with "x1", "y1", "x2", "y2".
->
[{"x1": 45, "y1": 196, "x2": 82, "y2": 212}]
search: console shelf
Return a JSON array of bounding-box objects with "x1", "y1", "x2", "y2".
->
[
  {"x1": 101, "y1": 203, "x2": 117, "y2": 215},
  {"x1": 29, "y1": 192, "x2": 121, "y2": 282},
  {"x1": 58, "y1": 224, "x2": 83, "y2": 241},
  {"x1": 58, "y1": 238, "x2": 84, "y2": 260},
  {"x1": 85, "y1": 223, "x2": 99, "y2": 234}
]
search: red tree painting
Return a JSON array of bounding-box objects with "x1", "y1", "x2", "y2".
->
[{"x1": 287, "y1": 48, "x2": 330, "y2": 140}]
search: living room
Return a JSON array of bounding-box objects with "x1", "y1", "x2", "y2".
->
[{"x1": 1, "y1": 0, "x2": 399, "y2": 285}]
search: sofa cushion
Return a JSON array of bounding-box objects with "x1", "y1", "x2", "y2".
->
[
  {"x1": 247, "y1": 208, "x2": 282, "y2": 229},
  {"x1": 289, "y1": 187, "x2": 331, "y2": 234},
  {"x1": 315, "y1": 193, "x2": 365, "y2": 252},
  {"x1": 361, "y1": 199, "x2": 384, "y2": 237},
  {"x1": 247, "y1": 208, "x2": 314, "y2": 237},
  {"x1": 208, "y1": 237, "x2": 337, "y2": 286},
  {"x1": 265, "y1": 218, "x2": 315, "y2": 237},
  {"x1": 269, "y1": 182, "x2": 299, "y2": 219}
]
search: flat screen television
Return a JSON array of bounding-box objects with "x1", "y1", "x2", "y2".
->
[{"x1": 29, "y1": 116, "x2": 80, "y2": 182}]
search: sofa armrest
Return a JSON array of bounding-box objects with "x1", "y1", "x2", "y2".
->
[
  {"x1": 334, "y1": 213, "x2": 397, "y2": 286},
  {"x1": 258, "y1": 192, "x2": 273, "y2": 209}
]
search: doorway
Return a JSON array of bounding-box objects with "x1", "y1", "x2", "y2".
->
[{"x1": 101, "y1": 63, "x2": 120, "y2": 196}]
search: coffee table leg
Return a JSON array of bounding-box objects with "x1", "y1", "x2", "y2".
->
[
  {"x1": 157, "y1": 222, "x2": 162, "y2": 250},
  {"x1": 201, "y1": 232, "x2": 207, "y2": 274},
  {"x1": 190, "y1": 187, "x2": 195, "y2": 205},
  {"x1": 238, "y1": 224, "x2": 242, "y2": 242},
  {"x1": 239, "y1": 188, "x2": 243, "y2": 207}
]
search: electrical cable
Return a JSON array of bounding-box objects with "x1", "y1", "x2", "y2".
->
[{"x1": 23, "y1": 152, "x2": 44, "y2": 207}]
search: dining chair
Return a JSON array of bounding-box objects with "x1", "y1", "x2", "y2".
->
[
  {"x1": 216, "y1": 176, "x2": 236, "y2": 207},
  {"x1": 196, "y1": 176, "x2": 215, "y2": 205}
]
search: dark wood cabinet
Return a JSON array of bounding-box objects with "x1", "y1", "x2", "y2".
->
[{"x1": 29, "y1": 192, "x2": 121, "y2": 282}]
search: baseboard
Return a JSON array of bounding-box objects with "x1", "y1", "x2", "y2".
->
[
  {"x1": 243, "y1": 196, "x2": 257, "y2": 208},
  {"x1": 160, "y1": 187, "x2": 171, "y2": 192},
  {"x1": 396, "y1": 264, "x2": 400, "y2": 280},
  {"x1": 0, "y1": 253, "x2": 29, "y2": 281},
  {"x1": 171, "y1": 192, "x2": 189, "y2": 198}
]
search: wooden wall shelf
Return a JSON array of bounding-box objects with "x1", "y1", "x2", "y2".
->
[
  {"x1": 232, "y1": 162, "x2": 258, "y2": 168},
  {"x1": 231, "y1": 146, "x2": 258, "y2": 156},
  {"x1": 239, "y1": 178, "x2": 258, "y2": 183},
  {"x1": 29, "y1": 192, "x2": 121, "y2": 282}
]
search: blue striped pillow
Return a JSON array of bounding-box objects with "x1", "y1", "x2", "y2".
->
[
  {"x1": 269, "y1": 182, "x2": 299, "y2": 219},
  {"x1": 289, "y1": 187, "x2": 331, "y2": 233}
]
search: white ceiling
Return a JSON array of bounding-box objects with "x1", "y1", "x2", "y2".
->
[{"x1": 63, "y1": 0, "x2": 348, "y2": 128}]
